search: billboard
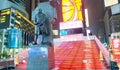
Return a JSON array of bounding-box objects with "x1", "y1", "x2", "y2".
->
[
  {"x1": 60, "y1": 0, "x2": 84, "y2": 36},
  {"x1": 60, "y1": 21, "x2": 83, "y2": 36},
  {"x1": 0, "y1": 8, "x2": 11, "y2": 29},
  {"x1": 62, "y1": 0, "x2": 83, "y2": 22},
  {"x1": 60, "y1": 21, "x2": 83, "y2": 30},
  {"x1": 104, "y1": 0, "x2": 118, "y2": 7},
  {"x1": 111, "y1": 38, "x2": 120, "y2": 65}
]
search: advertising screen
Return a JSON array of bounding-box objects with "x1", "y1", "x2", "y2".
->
[
  {"x1": 0, "y1": 8, "x2": 11, "y2": 29},
  {"x1": 111, "y1": 38, "x2": 120, "y2": 55},
  {"x1": 62, "y1": 0, "x2": 83, "y2": 22},
  {"x1": 60, "y1": 21, "x2": 83, "y2": 29},
  {"x1": 60, "y1": 0, "x2": 84, "y2": 36},
  {"x1": 111, "y1": 38, "x2": 120, "y2": 66}
]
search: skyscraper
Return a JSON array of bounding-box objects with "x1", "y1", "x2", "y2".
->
[
  {"x1": 8, "y1": 0, "x2": 26, "y2": 8},
  {"x1": 84, "y1": 0, "x2": 105, "y2": 38}
]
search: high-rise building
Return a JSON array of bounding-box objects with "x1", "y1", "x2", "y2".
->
[
  {"x1": 84, "y1": 0, "x2": 105, "y2": 40},
  {"x1": 8, "y1": 0, "x2": 26, "y2": 8},
  {"x1": 25, "y1": 0, "x2": 105, "y2": 38},
  {"x1": 104, "y1": 1, "x2": 120, "y2": 44}
]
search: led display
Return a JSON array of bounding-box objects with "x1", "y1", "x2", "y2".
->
[
  {"x1": 62, "y1": 0, "x2": 83, "y2": 22},
  {"x1": 0, "y1": 8, "x2": 10, "y2": 23},
  {"x1": 0, "y1": 8, "x2": 11, "y2": 29},
  {"x1": 111, "y1": 38, "x2": 120, "y2": 67},
  {"x1": 60, "y1": 20, "x2": 83, "y2": 29}
]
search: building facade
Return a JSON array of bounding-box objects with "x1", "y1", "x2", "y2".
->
[{"x1": 84, "y1": 0, "x2": 105, "y2": 42}]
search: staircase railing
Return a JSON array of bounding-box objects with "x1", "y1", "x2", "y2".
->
[{"x1": 94, "y1": 36, "x2": 110, "y2": 65}]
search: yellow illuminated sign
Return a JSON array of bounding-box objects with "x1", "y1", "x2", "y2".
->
[
  {"x1": 0, "y1": 16, "x2": 6, "y2": 23},
  {"x1": 0, "y1": 8, "x2": 11, "y2": 25},
  {"x1": 1, "y1": 8, "x2": 10, "y2": 15},
  {"x1": 62, "y1": 0, "x2": 83, "y2": 22}
]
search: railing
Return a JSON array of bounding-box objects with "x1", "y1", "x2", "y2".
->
[{"x1": 94, "y1": 36, "x2": 110, "y2": 65}]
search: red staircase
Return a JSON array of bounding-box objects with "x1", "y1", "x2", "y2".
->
[
  {"x1": 16, "y1": 34, "x2": 110, "y2": 70},
  {"x1": 54, "y1": 40, "x2": 109, "y2": 69}
]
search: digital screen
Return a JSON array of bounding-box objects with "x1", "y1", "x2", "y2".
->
[
  {"x1": 111, "y1": 38, "x2": 120, "y2": 65},
  {"x1": 1, "y1": 8, "x2": 10, "y2": 15},
  {"x1": 0, "y1": 16, "x2": 6, "y2": 23},
  {"x1": 62, "y1": 0, "x2": 83, "y2": 22},
  {"x1": 0, "y1": 8, "x2": 10, "y2": 23},
  {"x1": 60, "y1": 21, "x2": 83, "y2": 29},
  {"x1": 104, "y1": 0, "x2": 118, "y2": 7},
  {"x1": 54, "y1": 34, "x2": 84, "y2": 42},
  {"x1": 60, "y1": 28, "x2": 83, "y2": 36},
  {"x1": 112, "y1": 39, "x2": 120, "y2": 51},
  {"x1": 53, "y1": 30, "x2": 59, "y2": 35},
  {"x1": 0, "y1": 8, "x2": 11, "y2": 29}
]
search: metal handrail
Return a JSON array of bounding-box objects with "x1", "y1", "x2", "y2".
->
[{"x1": 94, "y1": 36, "x2": 110, "y2": 65}]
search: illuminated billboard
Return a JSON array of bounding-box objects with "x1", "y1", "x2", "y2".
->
[
  {"x1": 60, "y1": 21, "x2": 83, "y2": 29},
  {"x1": 60, "y1": 0, "x2": 84, "y2": 36},
  {"x1": 62, "y1": 0, "x2": 83, "y2": 22},
  {"x1": 60, "y1": 21, "x2": 83, "y2": 35},
  {"x1": 104, "y1": 0, "x2": 118, "y2": 7},
  {"x1": 0, "y1": 8, "x2": 11, "y2": 29}
]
